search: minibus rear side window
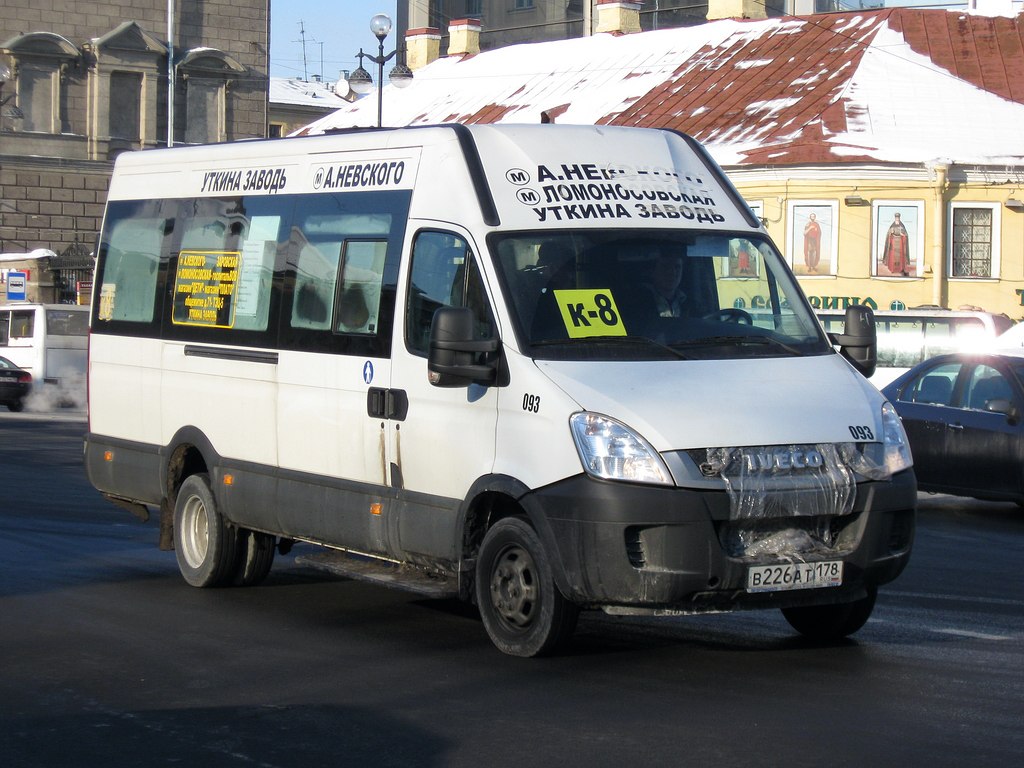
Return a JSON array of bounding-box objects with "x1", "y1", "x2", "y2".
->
[{"x1": 95, "y1": 200, "x2": 169, "y2": 327}]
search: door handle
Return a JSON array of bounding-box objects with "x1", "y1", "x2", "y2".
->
[
  {"x1": 948, "y1": 423, "x2": 964, "y2": 431},
  {"x1": 366, "y1": 387, "x2": 408, "y2": 421}
]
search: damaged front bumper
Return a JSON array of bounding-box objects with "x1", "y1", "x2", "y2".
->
[{"x1": 522, "y1": 467, "x2": 916, "y2": 613}]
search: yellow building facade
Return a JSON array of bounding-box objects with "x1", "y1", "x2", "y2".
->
[{"x1": 732, "y1": 166, "x2": 1024, "y2": 322}]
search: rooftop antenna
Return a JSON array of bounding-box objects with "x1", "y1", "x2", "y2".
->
[{"x1": 295, "y1": 20, "x2": 313, "y2": 81}]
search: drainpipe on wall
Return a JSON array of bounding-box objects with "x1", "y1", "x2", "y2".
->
[{"x1": 930, "y1": 163, "x2": 949, "y2": 307}]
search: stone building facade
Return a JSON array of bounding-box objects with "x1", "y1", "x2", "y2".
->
[{"x1": 0, "y1": 0, "x2": 269, "y2": 304}]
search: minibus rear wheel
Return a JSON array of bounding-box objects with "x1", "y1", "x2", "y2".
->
[
  {"x1": 781, "y1": 586, "x2": 877, "y2": 642},
  {"x1": 233, "y1": 529, "x2": 275, "y2": 586},
  {"x1": 173, "y1": 473, "x2": 239, "y2": 588},
  {"x1": 476, "y1": 516, "x2": 579, "y2": 657}
]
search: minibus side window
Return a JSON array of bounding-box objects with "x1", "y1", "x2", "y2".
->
[
  {"x1": 335, "y1": 240, "x2": 387, "y2": 334},
  {"x1": 0, "y1": 311, "x2": 9, "y2": 345},
  {"x1": 406, "y1": 231, "x2": 494, "y2": 355},
  {"x1": 95, "y1": 201, "x2": 168, "y2": 326},
  {"x1": 173, "y1": 197, "x2": 278, "y2": 333}
]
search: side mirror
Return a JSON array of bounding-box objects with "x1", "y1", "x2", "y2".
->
[
  {"x1": 985, "y1": 398, "x2": 1018, "y2": 424},
  {"x1": 829, "y1": 304, "x2": 877, "y2": 379},
  {"x1": 427, "y1": 306, "x2": 499, "y2": 388}
]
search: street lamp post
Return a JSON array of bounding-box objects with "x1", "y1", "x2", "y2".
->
[{"x1": 347, "y1": 14, "x2": 413, "y2": 128}]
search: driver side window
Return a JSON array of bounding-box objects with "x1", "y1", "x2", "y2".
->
[{"x1": 405, "y1": 231, "x2": 494, "y2": 355}]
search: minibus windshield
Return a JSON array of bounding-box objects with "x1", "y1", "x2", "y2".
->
[{"x1": 491, "y1": 230, "x2": 831, "y2": 361}]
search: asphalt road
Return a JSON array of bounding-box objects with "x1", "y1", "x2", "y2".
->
[{"x1": 1, "y1": 411, "x2": 1022, "y2": 767}]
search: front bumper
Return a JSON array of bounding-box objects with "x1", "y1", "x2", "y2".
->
[{"x1": 521, "y1": 469, "x2": 916, "y2": 612}]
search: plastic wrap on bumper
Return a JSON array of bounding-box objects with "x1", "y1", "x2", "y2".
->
[{"x1": 522, "y1": 469, "x2": 916, "y2": 611}]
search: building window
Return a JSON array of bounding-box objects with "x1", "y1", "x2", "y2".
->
[
  {"x1": 466, "y1": 0, "x2": 483, "y2": 15},
  {"x1": 177, "y1": 48, "x2": 245, "y2": 145},
  {"x1": 1, "y1": 32, "x2": 79, "y2": 134},
  {"x1": 950, "y1": 203, "x2": 1000, "y2": 279},
  {"x1": 185, "y1": 78, "x2": 224, "y2": 144},
  {"x1": 18, "y1": 65, "x2": 56, "y2": 132},
  {"x1": 268, "y1": 122, "x2": 284, "y2": 138},
  {"x1": 514, "y1": 0, "x2": 535, "y2": 8},
  {"x1": 109, "y1": 71, "x2": 142, "y2": 142}
]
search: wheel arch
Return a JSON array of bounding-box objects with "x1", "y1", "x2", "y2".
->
[
  {"x1": 458, "y1": 473, "x2": 574, "y2": 602},
  {"x1": 158, "y1": 426, "x2": 222, "y2": 550}
]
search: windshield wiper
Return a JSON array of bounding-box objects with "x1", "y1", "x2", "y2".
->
[
  {"x1": 672, "y1": 335, "x2": 805, "y2": 356},
  {"x1": 533, "y1": 335, "x2": 691, "y2": 359}
]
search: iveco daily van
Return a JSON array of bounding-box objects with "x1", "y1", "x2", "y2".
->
[{"x1": 84, "y1": 125, "x2": 916, "y2": 656}]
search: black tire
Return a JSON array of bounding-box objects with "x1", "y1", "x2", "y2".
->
[
  {"x1": 475, "y1": 516, "x2": 579, "y2": 657},
  {"x1": 782, "y1": 586, "x2": 877, "y2": 642},
  {"x1": 173, "y1": 473, "x2": 239, "y2": 588},
  {"x1": 232, "y1": 529, "x2": 276, "y2": 586},
  {"x1": 6, "y1": 399, "x2": 24, "y2": 412}
]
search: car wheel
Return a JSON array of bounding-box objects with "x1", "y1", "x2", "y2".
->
[
  {"x1": 781, "y1": 586, "x2": 877, "y2": 642},
  {"x1": 6, "y1": 399, "x2": 24, "y2": 412},
  {"x1": 233, "y1": 529, "x2": 275, "y2": 586},
  {"x1": 173, "y1": 473, "x2": 239, "y2": 588},
  {"x1": 475, "y1": 516, "x2": 579, "y2": 657}
]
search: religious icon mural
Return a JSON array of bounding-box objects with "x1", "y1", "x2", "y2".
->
[
  {"x1": 788, "y1": 202, "x2": 837, "y2": 277},
  {"x1": 873, "y1": 202, "x2": 923, "y2": 278},
  {"x1": 727, "y1": 201, "x2": 762, "y2": 278}
]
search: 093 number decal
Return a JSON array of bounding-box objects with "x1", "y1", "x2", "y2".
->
[
  {"x1": 848, "y1": 425, "x2": 874, "y2": 441},
  {"x1": 523, "y1": 393, "x2": 541, "y2": 413}
]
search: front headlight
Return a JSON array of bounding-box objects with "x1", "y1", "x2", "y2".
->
[
  {"x1": 569, "y1": 412, "x2": 672, "y2": 485},
  {"x1": 881, "y1": 401, "x2": 913, "y2": 476}
]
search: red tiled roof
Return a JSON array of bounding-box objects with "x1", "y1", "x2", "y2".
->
[
  {"x1": 305, "y1": 9, "x2": 1024, "y2": 167},
  {"x1": 604, "y1": 9, "x2": 1023, "y2": 165}
]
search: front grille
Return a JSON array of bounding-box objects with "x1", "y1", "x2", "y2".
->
[{"x1": 715, "y1": 514, "x2": 856, "y2": 560}]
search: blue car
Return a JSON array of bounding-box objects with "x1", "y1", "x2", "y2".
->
[
  {"x1": 881, "y1": 351, "x2": 1024, "y2": 505},
  {"x1": 0, "y1": 355, "x2": 32, "y2": 412}
]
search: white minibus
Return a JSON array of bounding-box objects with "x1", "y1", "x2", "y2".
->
[
  {"x1": 85, "y1": 125, "x2": 915, "y2": 656},
  {"x1": 0, "y1": 303, "x2": 89, "y2": 388},
  {"x1": 817, "y1": 308, "x2": 1014, "y2": 388}
]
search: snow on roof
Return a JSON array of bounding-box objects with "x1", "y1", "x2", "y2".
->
[
  {"x1": 270, "y1": 77, "x2": 349, "y2": 108},
  {"x1": 297, "y1": 9, "x2": 1024, "y2": 168}
]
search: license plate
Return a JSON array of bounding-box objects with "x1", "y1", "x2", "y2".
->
[{"x1": 746, "y1": 561, "x2": 843, "y2": 593}]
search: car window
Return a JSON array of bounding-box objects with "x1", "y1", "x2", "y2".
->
[
  {"x1": 965, "y1": 365, "x2": 1013, "y2": 411},
  {"x1": 901, "y1": 362, "x2": 961, "y2": 406}
]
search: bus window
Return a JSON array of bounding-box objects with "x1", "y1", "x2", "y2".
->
[
  {"x1": 878, "y1": 319, "x2": 924, "y2": 369},
  {"x1": 46, "y1": 308, "x2": 89, "y2": 336},
  {"x1": 10, "y1": 310, "x2": 35, "y2": 340}
]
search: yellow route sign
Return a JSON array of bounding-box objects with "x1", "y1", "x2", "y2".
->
[{"x1": 554, "y1": 289, "x2": 627, "y2": 338}]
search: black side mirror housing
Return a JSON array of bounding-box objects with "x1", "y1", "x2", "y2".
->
[
  {"x1": 427, "y1": 306, "x2": 500, "y2": 388},
  {"x1": 829, "y1": 304, "x2": 877, "y2": 379}
]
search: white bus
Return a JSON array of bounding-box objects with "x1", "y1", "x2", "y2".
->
[
  {"x1": 0, "y1": 303, "x2": 89, "y2": 390},
  {"x1": 84, "y1": 125, "x2": 915, "y2": 656},
  {"x1": 817, "y1": 308, "x2": 1014, "y2": 388}
]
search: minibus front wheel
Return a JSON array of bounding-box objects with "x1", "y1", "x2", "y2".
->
[
  {"x1": 781, "y1": 586, "x2": 877, "y2": 642},
  {"x1": 173, "y1": 473, "x2": 239, "y2": 588},
  {"x1": 476, "y1": 516, "x2": 579, "y2": 657}
]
